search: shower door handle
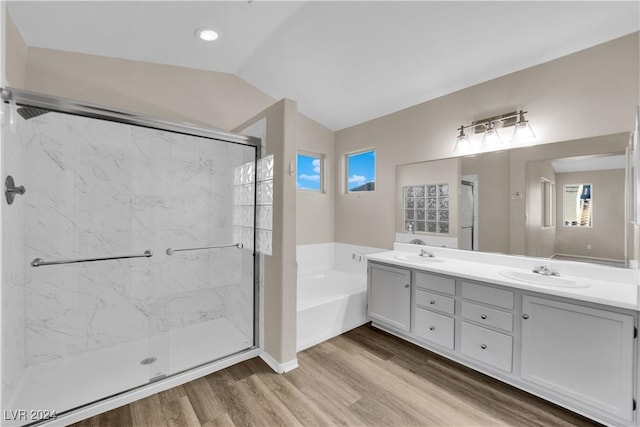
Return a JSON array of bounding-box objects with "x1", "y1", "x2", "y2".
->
[
  {"x1": 31, "y1": 250, "x2": 153, "y2": 267},
  {"x1": 166, "y1": 242, "x2": 243, "y2": 255}
]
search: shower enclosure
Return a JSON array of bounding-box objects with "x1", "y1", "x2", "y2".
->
[{"x1": 0, "y1": 88, "x2": 260, "y2": 426}]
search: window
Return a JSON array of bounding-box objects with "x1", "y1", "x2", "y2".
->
[
  {"x1": 297, "y1": 152, "x2": 324, "y2": 192},
  {"x1": 563, "y1": 183, "x2": 592, "y2": 227},
  {"x1": 404, "y1": 184, "x2": 449, "y2": 233},
  {"x1": 346, "y1": 149, "x2": 375, "y2": 192}
]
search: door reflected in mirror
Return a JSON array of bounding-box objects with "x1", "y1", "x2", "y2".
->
[
  {"x1": 563, "y1": 184, "x2": 592, "y2": 227},
  {"x1": 541, "y1": 179, "x2": 556, "y2": 228}
]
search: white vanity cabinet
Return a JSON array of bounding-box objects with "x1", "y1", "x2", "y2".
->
[
  {"x1": 367, "y1": 263, "x2": 411, "y2": 331},
  {"x1": 413, "y1": 272, "x2": 456, "y2": 349},
  {"x1": 521, "y1": 295, "x2": 636, "y2": 423},
  {"x1": 366, "y1": 259, "x2": 639, "y2": 426},
  {"x1": 460, "y1": 282, "x2": 514, "y2": 373}
]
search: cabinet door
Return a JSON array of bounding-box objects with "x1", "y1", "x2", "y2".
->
[
  {"x1": 367, "y1": 264, "x2": 411, "y2": 331},
  {"x1": 521, "y1": 295, "x2": 635, "y2": 422}
]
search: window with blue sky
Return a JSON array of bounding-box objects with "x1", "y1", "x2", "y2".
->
[
  {"x1": 297, "y1": 152, "x2": 323, "y2": 191},
  {"x1": 347, "y1": 149, "x2": 375, "y2": 192}
]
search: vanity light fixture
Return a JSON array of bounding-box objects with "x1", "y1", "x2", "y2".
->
[
  {"x1": 481, "y1": 121, "x2": 502, "y2": 148},
  {"x1": 512, "y1": 110, "x2": 536, "y2": 142},
  {"x1": 454, "y1": 110, "x2": 535, "y2": 153},
  {"x1": 453, "y1": 125, "x2": 473, "y2": 154},
  {"x1": 195, "y1": 28, "x2": 219, "y2": 42}
]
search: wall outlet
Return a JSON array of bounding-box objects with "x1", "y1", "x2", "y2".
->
[
  {"x1": 352, "y1": 253, "x2": 364, "y2": 262},
  {"x1": 587, "y1": 244, "x2": 592, "y2": 250}
]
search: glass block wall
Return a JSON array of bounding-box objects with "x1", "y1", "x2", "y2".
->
[
  {"x1": 233, "y1": 155, "x2": 274, "y2": 255},
  {"x1": 404, "y1": 183, "x2": 449, "y2": 234}
]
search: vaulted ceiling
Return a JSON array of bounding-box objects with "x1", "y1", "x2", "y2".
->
[{"x1": 7, "y1": 1, "x2": 640, "y2": 130}]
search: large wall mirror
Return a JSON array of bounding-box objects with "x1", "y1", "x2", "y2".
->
[{"x1": 395, "y1": 132, "x2": 635, "y2": 268}]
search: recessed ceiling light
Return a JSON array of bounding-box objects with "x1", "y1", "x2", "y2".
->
[{"x1": 195, "y1": 28, "x2": 219, "y2": 42}]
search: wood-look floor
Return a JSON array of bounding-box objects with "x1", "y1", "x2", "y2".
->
[{"x1": 72, "y1": 324, "x2": 601, "y2": 427}]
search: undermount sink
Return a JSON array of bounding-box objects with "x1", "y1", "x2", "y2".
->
[
  {"x1": 394, "y1": 253, "x2": 443, "y2": 263},
  {"x1": 500, "y1": 270, "x2": 589, "y2": 288}
]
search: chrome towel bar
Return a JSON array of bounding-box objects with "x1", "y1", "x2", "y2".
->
[
  {"x1": 166, "y1": 242, "x2": 243, "y2": 256},
  {"x1": 31, "y1": 250, "x2": 153, "y2": 267}
]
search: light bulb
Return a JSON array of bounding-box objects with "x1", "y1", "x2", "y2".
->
[
  {"x1": 512, "y1": 111, "x2": 536, "y2": 142},
  {"x1": 195, "y1": 28, "x2": 219, "y2": 41},
  {"x1": 454, "y1": 126, "x2": 473, "y2": 154},
  {"x1": 481, "y1": 122, "x2": 502, "y2": 148},
  {"x1": 512, "y1": 120, "x2": 536, "y2": 142}
]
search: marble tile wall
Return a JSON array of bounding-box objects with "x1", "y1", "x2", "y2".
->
[
  {"x1": 11, "y1": 110, "x2": 256, "y2": 365},
  {"x1": 1, "y1": 102, "x2": 27, "y2": 406}
]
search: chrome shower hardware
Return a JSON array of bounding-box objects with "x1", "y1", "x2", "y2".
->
[
  {"x1": 5, "y1": 175, "x2": 25, "y2": 205},
  {"x1": 166, "y1": 242, "x2": 244, "y2": 255},
  {"x1": 31, "y1": 250, "x2": 153, "y2": 267}
]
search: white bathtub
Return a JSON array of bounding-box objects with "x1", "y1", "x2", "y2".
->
[{"x1": 296, "y1": 270, "x2": 368, "y2": 351}]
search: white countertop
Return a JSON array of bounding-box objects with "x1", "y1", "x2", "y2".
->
[{"x1": 367, "y1": 248, "x2": 639, "y2": 311}]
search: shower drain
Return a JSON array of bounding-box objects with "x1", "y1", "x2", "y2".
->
[{"x1": 140, "y1": 357, "x2": 157, "y2": 365}]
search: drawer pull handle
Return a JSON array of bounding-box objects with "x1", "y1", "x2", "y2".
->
[
  {"x1": 480, "y1": 344, "x2": 487, "y2": 350},
  {"x1": 522, "y1": 314, "x2": 529, "y2": 320},
  {"x1": 430, "y1": 300, "x2": 436, "y2": 305},
  {"x1": 405, "y1": 284, "x2": 410, "y2": 288},
  {"x1": 429, "y1": 326, "x2": 435, "y2": 331},
  {"x1": 480, "y1": 314, "x2": 487, "y2": 320}
]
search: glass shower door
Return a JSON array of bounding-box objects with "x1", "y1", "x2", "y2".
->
[
  {"x1": 1, "y1": 93, "x2": 257, "y2": 426},
  {"x1": 130, "y1": 124, "x2": 257, "y2": 380},
  {"x1": 2, "y1": 110, "x2": 164, "y2": 425}
]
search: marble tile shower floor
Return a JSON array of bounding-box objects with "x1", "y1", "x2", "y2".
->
[{"x1": 6, "y1": 318, "x2": 251, "y2": 426}]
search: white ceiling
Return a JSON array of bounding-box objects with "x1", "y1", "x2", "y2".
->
[
  {"x1": 551, "y1": 154, "x2": 627, "y2": 173},
  {"x1": 7, "y1": 1, "x2": 640, "y2": 131}
]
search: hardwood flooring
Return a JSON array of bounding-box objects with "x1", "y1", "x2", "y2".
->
[{"x1": 72, "y1": 324, "x2": 601, "y2": 427}]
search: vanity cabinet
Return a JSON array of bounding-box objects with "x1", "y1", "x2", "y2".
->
[
  {"x1": 460, "y1": 282, "x2": 514, "y2": 372},
  {"x1": 367, "y1": 263, "x2": 411, "y2": 331},
  {"x1": 366, "y1": 260, "x2": 638, "y2": 426},
  {"x1": 413, "y1": 272, "x2": 456, "y2": 350},
  {"x1": 521, "y1": 295, "x2": 635, "y2": 422}
]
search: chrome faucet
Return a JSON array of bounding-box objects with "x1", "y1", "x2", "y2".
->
[
  {"x1": 419, "y1": 248, "x2": 435, "y2": 258},
  {"x1": 532, "y1": 265, "x2": 559, "y2": 276},
  {"x1": 406, "y1": 222, "x2": 415, "y2": 234}
]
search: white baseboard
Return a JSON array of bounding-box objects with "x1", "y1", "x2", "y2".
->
[{"x1": 260, "y1": 351, "x2": 298, "y2": 373}]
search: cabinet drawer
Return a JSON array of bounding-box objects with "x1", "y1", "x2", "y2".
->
[
  {"x1": 462, "y1": 301, "x2": 513, "y2": 332},
  {"x1": 461, "y1": 322, "x2": 513, "y2": 372},
  {"x1": 416, "y1": 289, "x2": 455, "y2": 315},
  {"x1": 414, "y1": 308, "x2": 454, "y2": 350},
  {"x1": 462, "y1": 282, "x2": 514, "y2": 310},
  {"x1": 415, "y1": 272, "x2": 455, "y2": 295}
]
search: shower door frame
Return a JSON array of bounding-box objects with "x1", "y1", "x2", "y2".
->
[{"x1": 0, "y1": 87, "x2": 262, "y2": 426}]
